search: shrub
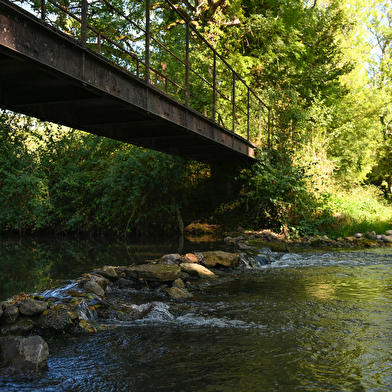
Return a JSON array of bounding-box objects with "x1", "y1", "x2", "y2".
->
[{"x1": 240, "y1": 147, "x2": 333, "y2": 236}]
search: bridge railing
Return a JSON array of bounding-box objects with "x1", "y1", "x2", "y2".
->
[{"x1": 11, "y1": 0, "x2": 271, "y2": 145}]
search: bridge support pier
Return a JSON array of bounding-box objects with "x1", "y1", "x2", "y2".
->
[{"x1": 210, "y1": 161, "x2": 244, "y2": 205}]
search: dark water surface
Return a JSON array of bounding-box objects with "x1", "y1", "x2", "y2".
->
[{"x1": 1, "y1": 237, "x2": 392, "y2": 391}]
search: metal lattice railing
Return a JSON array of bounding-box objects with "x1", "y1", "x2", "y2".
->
[{"x1": 11, "y1": 0, "x2": 271, "y2": 145}]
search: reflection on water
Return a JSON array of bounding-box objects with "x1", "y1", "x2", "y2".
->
[
  {"x1": 0, "y1": 235, "x2": 233, "y2": 300},
  {"x1": 1, "y1": 238, "x2": 392, "y2": 391}
]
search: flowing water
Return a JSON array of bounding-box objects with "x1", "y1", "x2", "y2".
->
[{"x1": 1, "y1": 237, "x2": 392, "y2": 391}]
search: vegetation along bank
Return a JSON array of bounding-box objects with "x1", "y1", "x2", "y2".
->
[{"x1": 1, "y1": 0, "x2": 392, "y2": 238}]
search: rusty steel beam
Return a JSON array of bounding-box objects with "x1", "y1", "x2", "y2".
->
[{"x1": 0, "y1": 0, "x2": 255, "y2": 162}]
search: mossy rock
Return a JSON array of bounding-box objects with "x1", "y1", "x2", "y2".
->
[{"x1": 248, "y1": 239, "x2": 289, "y2": 252}]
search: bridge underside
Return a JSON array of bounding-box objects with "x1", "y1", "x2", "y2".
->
[{"x1": 0, "y1": 0, "x2": 255, "y2": 163}]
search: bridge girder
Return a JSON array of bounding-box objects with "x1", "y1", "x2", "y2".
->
[{"x1": 0, "y1": 0, "x2": 256, "y2": 163}]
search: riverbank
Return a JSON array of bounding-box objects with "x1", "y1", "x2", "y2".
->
[
  {"x1": 185, "y1": 222, "x2": 392, "y2": 250},
  {"x1": 1, "y1": 227, "x2": 392, "y2": 373},
  {"x1": 3, "y1": 246, "x2": 392, "y2": 391}
]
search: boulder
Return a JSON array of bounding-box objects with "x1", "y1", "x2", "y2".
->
[
  {"x1": 116, "y1": 277, "x2": 136, "y2": 288},
  {"x1": 380, "y1": 234, "x2": 392, "y2": 243},
  {"x1": 0, "y1": 318, "x2": 35, "y2": 336},
  {"x1": 181, "y1": 253, "x2": 200, "y2": 263},
  {"x1": 100, "y1": 266, "x2": 118, "y2": 280},
  {"x1": 161, "y1": 254, "x2": 181, "y2": 265},
  {"x1": 19, "y1": 299, "x2": 47, "y2": 316},
  {"x1": 125, "y1": 264, "x2": 181, "y2": 282},
  {"x1": 180, "y1": 263, "x2": 217, "y2": 278},
  {"x1": 90, "y1": 274, "x2": 109, "y2": 289},
  {"x1": 165, "y1": 286, "x2": 193, "y2": 300},
  {"x1": 0, "y1": 335, "x2": 49, "y2": 372},
  {"x1": 37, "y1": 308, "x2": 72, "y2": 332},
  {"x1": 201, "y1": 251, "x2": 240, "y2": 268},
  {"x1": 172, "y1": 278, "x2": 185, "y2": 289},
  {"x1": 84, "y1": 281, "x2": 105, "y2": 297},
  {"x1": 184, "y1": 222, "x2": 218, "y2": 233},
  {"x1": 1, "y1": 306, "x2": 19, "y2": 324},
  {"x1": 180, "y1": 272, "x2": 190, "y2": 282},
  {"x1": 385, "y1": 230, "x2": 392, "y2": 236}
]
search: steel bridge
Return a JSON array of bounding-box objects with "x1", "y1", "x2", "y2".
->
[{"x1": 0, "y1": 0, "x2": 270, "y2": 162}]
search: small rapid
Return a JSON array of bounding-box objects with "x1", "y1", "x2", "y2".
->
[
  {"x1": 241, "y1": 246, "x2": 392, "y2": 269},
  {"x1": 1, "y1": 239, "x2": 392, "y2": 391}
]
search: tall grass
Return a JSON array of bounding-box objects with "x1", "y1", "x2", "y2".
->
[{"x1": 323, "y1": 185, "x2": 392, "y2": 238}]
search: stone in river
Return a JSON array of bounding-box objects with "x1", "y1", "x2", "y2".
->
[
  {"x1": 125, "y1": 264, "x2": 181, "y2": 282},
  {"x1": 165, "y1": 286, "x2": 193, "y2": 300},
  {"x1": 19, "y1": 299, "x2": 48, "y2": 316},
  {"x1": 201, "y1": 251, "x2": 239, "y2": 268},
  {"x1": 0, "y1": 335, "x2": 49, "y2": 372},
  {"x1": 84, "y1": 281, "x2": 105, "y2": 297},
  {"x1": 179, "y1": 263, "x2": 217, "y2": 278},
  {"x1": 100, "y1": 266, "x2": 118, "y2": 280}
]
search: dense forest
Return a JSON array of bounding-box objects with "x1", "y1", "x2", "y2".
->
[{"x1": 1, "y1": 0, "x2": 392, "y2": 238}]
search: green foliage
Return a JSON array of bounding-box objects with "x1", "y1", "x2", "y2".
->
[
  {"x1": 323, "y1": 185, "x2": 392, "y2": 238},
  {"x1": 98, "y1": 147, "x2": 189, "y2": 235},
  {"x1": 237, "y1": 0, "x2": 353, "y2": 143},
  {"x1": 240, "y1": 148, "x2": 333, "y2": 236},
  {"x1": 0, "y1": 111, "x2": 202, "y2": 235},
  {"x1": 0, "y1": 113, "x2": 51, "y2": 232},
  {"x1": 5, "y1": 0, "x2": 392, "y2": 239}
]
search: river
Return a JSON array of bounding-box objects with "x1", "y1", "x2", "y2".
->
[{"x1": 1, "y1": 236, "x2": 392, "y2": 391}]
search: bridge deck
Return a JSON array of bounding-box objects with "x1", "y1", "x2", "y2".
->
[{"x1": 0, "y1": 0, "x2": 255, "y2": 162}]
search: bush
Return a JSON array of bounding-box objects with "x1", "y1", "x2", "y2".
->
[
  {"x1": 240, "y1": 147, "x2": 333, "y2": 236},
  {"x1": 0, "y1": 112, "x2": 198, "y2": 235}
]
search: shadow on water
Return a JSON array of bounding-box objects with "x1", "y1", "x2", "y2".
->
[
  {"x1": 1, "y1": 238, "x2": 392, "y2": 391},
  {"x1": 0, "y1": 234, "x2": 234, "y2": 300}
]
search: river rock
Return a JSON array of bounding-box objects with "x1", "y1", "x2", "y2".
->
[
  {"x1": 125, "y1": 264, "x2": 181, "y2": 282},
  {"x1": 380, "y1": 234, "x2": 392, "y2": 243},
  {"x1": 201, "y1": 251, "x2": 240, "y2": 268},
  {"x1": 181, "y1": 253, "x2": 200, "y2": 263},
  {"x1": 180, "y1": 272, "x2": 190, "y2": 282},
  {"x1": 165, "y1": 286, "x2": 193, "y2": 300},
  {"x1": 84, "y1": 281, "x2": 105, "y2": 297},
  {"x1": 0, "y1": 318, "x2": 35, "y2": 336},
  {"x1": 161, "y1": 254, "x2": 181, "y2": 265},
  {"x1": 100, "y1": 266, "x2": 118, "y2": 280},
  {"x1": 238, "y1": 242, "x2": 251, "y2": 250},
  {"x1": 1, "y1": 306, "x2": 19, "y2": 324},
  {"x1": 179, "y1": 263, "x2": 217, "y2": 278},
  {"x1": 90, "y1": 274, "x2": 109, "y2": 288},
  {"x1": 19, "y1": 299, "x2": 48, "y2": 316},
  {"x1": 385, "y1": 230, "x2": 392, "y2": 236},
  {"x1": 172, "y1": 278, "x2": 185, "y2": 288},
  {"x1": 37, "y1": 308, "x2": 72, "y2": 332},
  {"x1": 0, "y1": 335, "x2": 49, "y2": 372},
  {"x1": 116, "y1": 277, "x2": 136, "y2": 288}
]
